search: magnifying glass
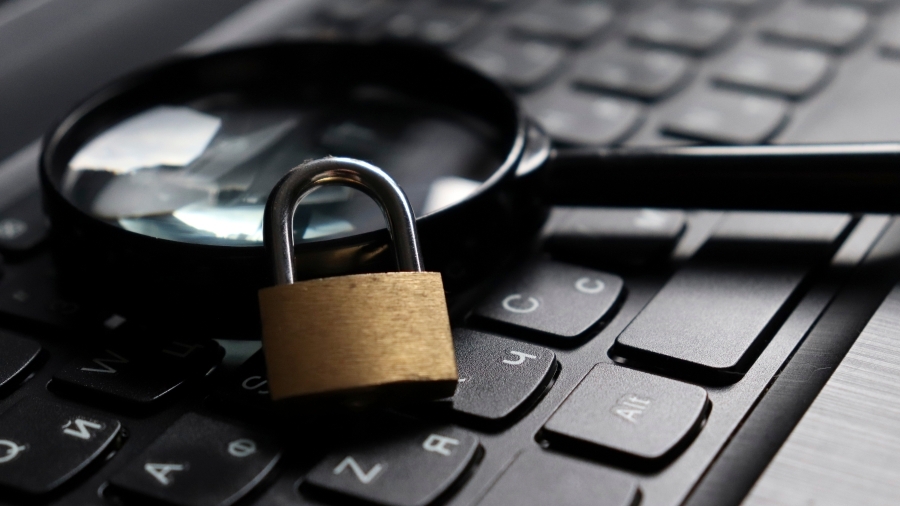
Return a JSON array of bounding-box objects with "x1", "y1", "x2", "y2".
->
[{"x1": 39, "y1": 41, "x2": 900, "y2": 336}]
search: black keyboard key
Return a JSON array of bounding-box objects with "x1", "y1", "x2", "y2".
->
[
  {"x1": 712, "y1": 43, "x2": 833, "y2": 99},
  {"x1": 452, "y1": 329, "x2": 556, "y2": 422},
  {"x1": 456, "y1": 35, "x2": 565, "y2": 89},
  {"x1": 573, "y1": 45, "x2": 692, "y2": 100},
  {"x1": 52, "y1": 338, "x2": 223, "y2": 408},
  {"x1": 615, "y1": 262, "x2": 808, "y2": 378},
  {"x1": 0, "y1": 253, "x2": 93, "y2": 330},
  {"x1": 700, "y1": 211, "x2": 852, "y2": 260},
  {"x1": 627, "y1": 7, "x2": 736, "y2": 53},
  {"x1": 0, "y1": 192, "x2": 47, "y2": 256},
  {"x1": 303, "y1": 424, "x2": 479, "y2": 506},
  {"x1": 543, "y1": 364, "x2": 708, "y2": 465},
  {"x1": 383, "y1": 6, "x2": 483, "y2": 46},
  {"x1": 712, "y1": 212, "x2": 851, "y2": 244},
  {"x1": 544, "y1": 207, "x2": 686, "y2": 265},
  {"x1": 0, "y1": 332, "x2": 41, "y2": 394},
  {"x1": 759, "y1": 3, "x2": 869, "y2": 52},
  {"x1": 215, "y1": 350, "x2": 272, "y2": 414},
  {"x1": 109, "y1": 413, "x2": 280, "y2": 506},
  {"x1": 660, "y1": 89, "x2": 788, "y2": 144},
  {"x1": 477, "y1": 450, "x2": 639, "y2": 506},
  {"x1": 472, "y1": 260, "x2": 624, "y2": 343},
  {"x1": 508, "y1": 0, "x2": 613, "y2": 42},
  {"x1": 524, "y1": 88, "x2": 643, "y2": 145},
  {"x1": 0, "y1": 397, "x2": 121, "y2": 496}
]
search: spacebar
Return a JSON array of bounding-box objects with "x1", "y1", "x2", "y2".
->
[{"x1": 744, "y1": 282, "x2": 900, "y2": 506}]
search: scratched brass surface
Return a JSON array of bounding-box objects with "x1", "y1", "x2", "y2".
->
[{"x1": 259, "y1": 271, "x2": 458, "y2": 402}]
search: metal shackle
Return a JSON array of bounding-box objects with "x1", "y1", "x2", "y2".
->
[{"x1": 263, "y1": 157, "x2": 424, "y2": 285}]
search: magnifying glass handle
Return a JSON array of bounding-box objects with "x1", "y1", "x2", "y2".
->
[{"x1": 545, "y1": 143, "x2": 900, "y2": 213}]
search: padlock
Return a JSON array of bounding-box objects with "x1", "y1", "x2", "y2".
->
[{"x1": 258, "y1": 157, "x2": 458, "y2": 404}]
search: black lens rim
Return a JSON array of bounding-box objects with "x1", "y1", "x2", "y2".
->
[{"x1": 38, "y1": 40, "x2": 544, "y2": 336}]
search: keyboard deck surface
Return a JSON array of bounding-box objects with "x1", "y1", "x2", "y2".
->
[{"x1": 3, "y1": 1, "x2": 900, "y2": 505}]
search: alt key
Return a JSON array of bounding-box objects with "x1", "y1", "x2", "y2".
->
[{"x1": 543, "y1": 364, "x2": 709, "y2": 467}]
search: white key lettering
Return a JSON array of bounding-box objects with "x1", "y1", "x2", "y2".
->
[
  {"x1": 62, "y1": 418, "x2": 103, "y2": 440},
  {"x1": 103, "y1": 314, "x2": 127, "y2": 330},
  {"x1": 162, "y1": 341, "x2": 204, "y2": 358},
  {"x1": 0, "y1": 440, "x2": 26, "y2": 464},
  {"x1": 0, "y1": 218, "x2": 27, "y2": 240},
  {"x1": 612, "y1": 394, "x2": 652, "y2": 424},
  {"x1": 574, "y1": 277, "x2": 606, "y2": 294},
  {"x1": 634, "y1": 209, "x2": 668, "y2": 230},
  {"x1": 228, "y1": 439, "x2": 257, "y2": 458},
  {"x1": 80, "y1": 349, "x2": 128, "y2": 373},
  {"x1": 501, "y1": 294, "x2": 539, "y2": 314},
  {"x1": 502, "y1": 351, "x2": 537, "y2": 366},
  {"x1": 241, "y1": 376, "x2": 269, "y2": 395},
  {"x1": 333, "y1": 456, "x2": 383, "y2": 484},
  {"x1": 144, "y1": 463, "x2": 185, "y2": 486},
  {"x1": 422, "y1": 434, "x2": 460, "y2": 456}
]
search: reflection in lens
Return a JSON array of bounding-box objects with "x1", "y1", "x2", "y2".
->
[
  {"x1": 422, "y1": 176, "x2": 482, "y2": 215},
  {"x1": 68, "y1": 106, "x2": 222, "y2": 176},
  {"x1": 61, "y1": 91, "x2": 503, "y2": 246},
  {"x1": 301, "y1": 212, "x2": 356, "y2": 240},
  {"x1": 172, "y1": 203, "x2": 265, "y2": 243}
]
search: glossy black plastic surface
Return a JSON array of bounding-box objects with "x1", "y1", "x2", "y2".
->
[{"x1": 546, "y1": 144, "x2": 900, "y2": 212}]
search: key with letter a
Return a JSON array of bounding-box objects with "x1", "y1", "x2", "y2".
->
[{"x1": 108, "y1": 413, "x2": 280, "y2": 506}]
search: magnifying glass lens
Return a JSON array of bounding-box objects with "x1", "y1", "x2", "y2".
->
[{"x1": 60, "y1": 89, "x2": 505, "y2": 246}]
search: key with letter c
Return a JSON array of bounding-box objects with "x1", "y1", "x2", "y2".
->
[{"x1": 472, "y1": 260, "x2": 624, "y2": 344}]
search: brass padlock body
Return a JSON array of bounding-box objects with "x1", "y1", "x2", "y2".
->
[{"x1": 259, "y1": 271, "x2": 457, "y2": 402}]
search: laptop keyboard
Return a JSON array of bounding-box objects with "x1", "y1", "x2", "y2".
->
[{"x1": 2, "y1": 0, "x2": 900, "y2": 505}]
